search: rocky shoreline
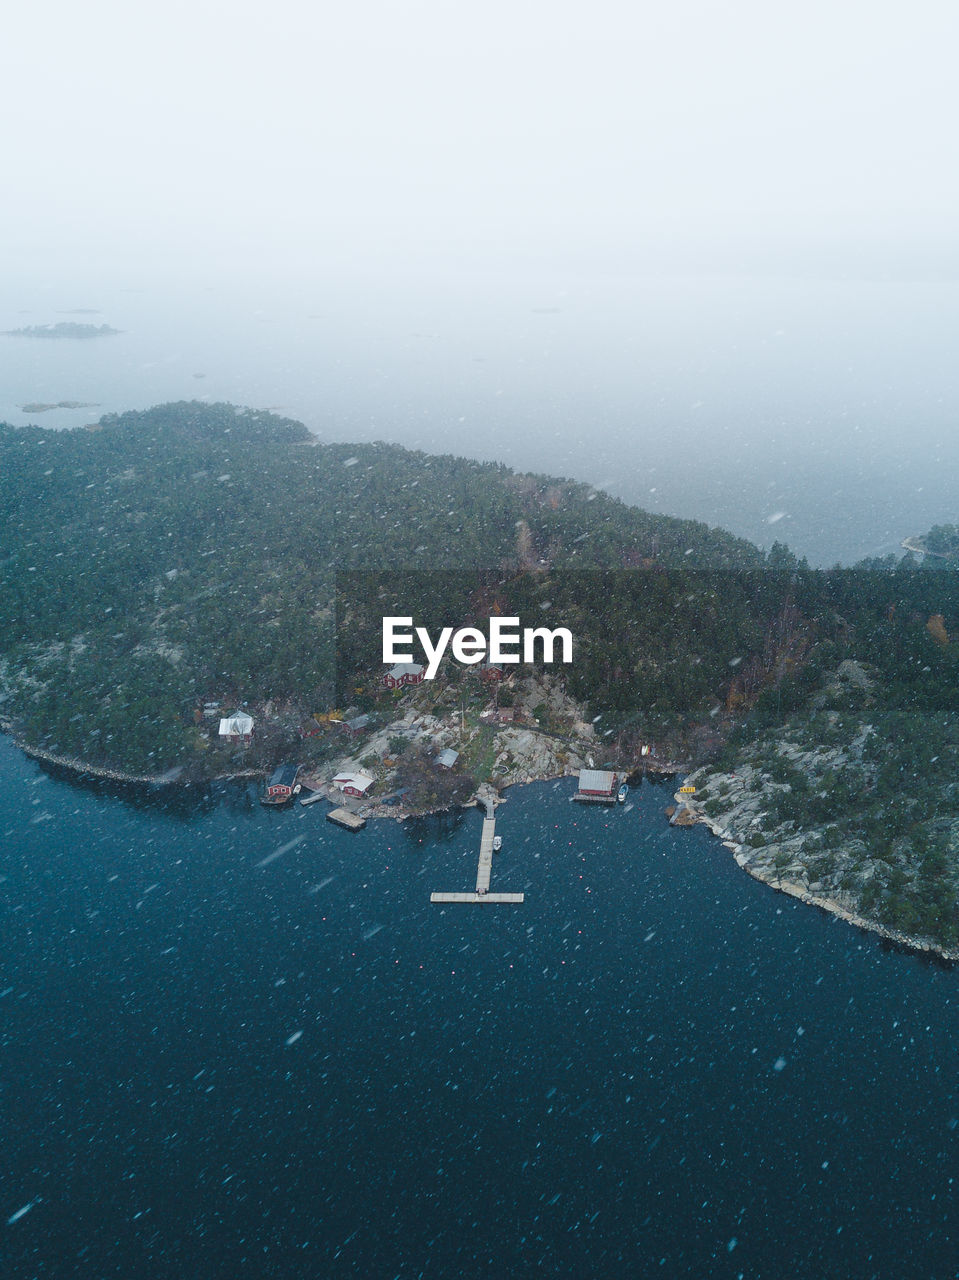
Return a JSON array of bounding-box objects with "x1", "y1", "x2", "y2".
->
[
  {"x1": 6, "y1": 729, "x2": 264, "y2": 788},
  {"x1": 12, "y1": 722, "x2": 952, "y2": 960},
  {"x1": 670, "y1": 782, "x2": 959, "y2": 964},
  {"x1": 901, "y1": 535, "x2": 951, "y2": 560},
  {"x1": 15, "y1": 739, "x2": 182, "y2": 786}
]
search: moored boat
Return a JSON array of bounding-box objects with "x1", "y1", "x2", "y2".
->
[{"x1": 617, "y1": 783, "x2": 629, "y2": 803}]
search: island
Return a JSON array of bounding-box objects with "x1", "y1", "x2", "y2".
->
[
  {"x1": 20, "y1": 401, "x2": 100, "y2": 414},
  {"x1": 4, "y1": 322, "x2": 120, "y2": 339},
  {"x1": 2, "y1": 400, "x2": 959, "y2": 956}
]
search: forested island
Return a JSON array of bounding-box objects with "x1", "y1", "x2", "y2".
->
[
  {"x1": 3, "y1": 401, "x2": 959, "y2": 951},
  {"x1": 4, "y1": 322, "x2": 120, "y2": 339},
  {"x1": 21, "y1": 401, "x2": 100, "y2": 414}
]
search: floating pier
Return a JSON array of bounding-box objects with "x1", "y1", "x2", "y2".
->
[
  {"x1": 431, "y1": 797, "x2": 524, "y2": 905},
  {"x1": 326, "y1": 807, "x2": 366, "y2": 831}
]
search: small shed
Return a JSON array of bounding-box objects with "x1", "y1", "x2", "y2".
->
[
  {"x1": 436, "y1": 748, "x2": 459, "y2": 769},
  {"x1": 218, "y1": 711, "x2": 254, "y2": 743},
  {"x1": 332, "y1": 771, "x2": 375, "y2": 798},
  {"x1": 342, "y1": 714, "x2": 371, "y2": 736}
]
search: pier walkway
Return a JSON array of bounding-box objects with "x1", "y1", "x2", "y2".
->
[{"x1": 431, "y1": 793, "x2": 524, "y2": 905}]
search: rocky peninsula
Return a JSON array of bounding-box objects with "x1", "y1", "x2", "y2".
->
[{"x1": 668, "y1": 657, "x2": 959, "y2": 961}]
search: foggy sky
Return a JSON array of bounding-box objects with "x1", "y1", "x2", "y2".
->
[
  {"x1": 5, "y1": 2, "x2": 959, "y2": 567},
  {"x1": 4, "y1": 0, "x2": 959, "y2": 283}
]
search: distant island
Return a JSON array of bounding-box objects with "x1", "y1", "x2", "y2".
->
[
  {"x1": 902, "y1": 526, "x2": 959, "y2": 561},
  {"x1": 21, "y1": 400, "x2": 100, "y2": 414},
  {"x1": 2, "y1": 400, "x2": 959, "y2": 956},
  {"x1": 4, "y1": 322, "x2": 120, "y2": 339}
]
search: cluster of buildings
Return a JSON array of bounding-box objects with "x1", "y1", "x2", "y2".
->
[
  {"x1": 214, "y1": 692, "x2": 633, "y2": 819},
  {"x1": 381, "y1": 660, "x2": 507, "y2": 688},
  {"x1": 210, "y1": 646, "x2": 516, "y2": 811}
]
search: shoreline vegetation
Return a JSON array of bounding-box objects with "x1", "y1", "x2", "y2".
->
[{"x1": 672, "y1": 789, "x2": 959, "y2": 964}]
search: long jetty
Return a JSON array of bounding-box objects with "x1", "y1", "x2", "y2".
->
[{"x1": 431, "y1": 794, "x2": 524, "y2": 905}]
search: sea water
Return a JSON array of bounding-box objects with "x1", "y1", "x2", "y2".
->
[{"x1": 2, "y1": 736, "x2": 958, "y2": 1278}]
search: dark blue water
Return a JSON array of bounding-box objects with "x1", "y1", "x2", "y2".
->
[{"x1": 2, "y1": 735, "x2": 958, "y2": 1278}]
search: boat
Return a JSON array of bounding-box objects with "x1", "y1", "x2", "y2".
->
[
  {"x1": 492, "y1": 835, "x2": 502, "y2": 852},
  {"x1": 617, "y1": 783, "x2": 629, "y2": 803}
]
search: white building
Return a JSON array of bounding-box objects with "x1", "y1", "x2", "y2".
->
[
  {"x1": 218, "y1": 711, "x2": 254, "y2": 742},
  {"x1": 332, "y1": 771, "x2": 375, "y2": 798}
]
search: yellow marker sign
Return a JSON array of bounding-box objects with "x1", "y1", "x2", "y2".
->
[{"x1": 678, "y1": 785, "x2": 696, "y2": 793}]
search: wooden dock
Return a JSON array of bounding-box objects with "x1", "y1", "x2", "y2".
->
[
  {"x1": 326, "y1": 807, "x2": 366, "y2": 831},
  {"x1": 476, "y1": 815, "x2": 495, "y2": 893},
  {"x1": 431, "y1": 892, "x2": 525, "y2": 904},
  {"x1": 430, "y1": 799, "x2": 524, "y2": 905}
]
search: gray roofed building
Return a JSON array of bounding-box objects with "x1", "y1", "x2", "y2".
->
[{"x1": 577, "y1": 769, "x2": 616, "y2": 795}]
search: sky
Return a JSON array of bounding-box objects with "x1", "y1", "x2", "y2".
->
[
  {"x1": 4, "y1": 0, "x2": 959, "y2": 285},
  {"x1": 3, "y1": 2, "x2": 959, "y2": 565}
]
